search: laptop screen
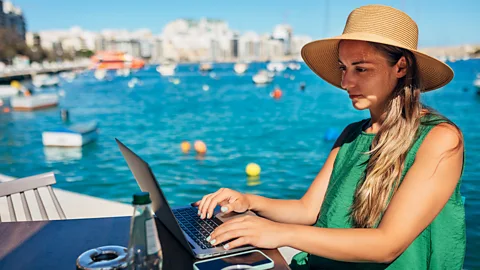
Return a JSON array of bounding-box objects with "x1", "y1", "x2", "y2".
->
[{"x1": 115, "y1": 138, "x2": 195, "y2": 256}]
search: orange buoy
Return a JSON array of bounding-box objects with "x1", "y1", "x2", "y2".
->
[
  {"x1": 194, "y1": 140, "x2": 207, "y2": 155},
  {"x1": 3, "y1": 107, "x2": 10, "y2": 113},
  {"x1": 271, "y1": 88, "x2": 282, "y2": 99},
  {"x1": 180, "y1": 141, "x2": 191, "y2": 154}
]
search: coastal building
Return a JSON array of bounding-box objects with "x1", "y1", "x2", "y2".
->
[{"x1": 1, "y1": 0, "x2": 26, "y2": 40}]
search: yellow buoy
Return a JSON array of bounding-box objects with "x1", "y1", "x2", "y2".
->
[
  {"x1": 194, "y1": 140, "x2": 207, "y2": 155},
  {"x1": 10, "y1": 80, "x2": 21, "y2": 89},
  {"x1": 245, "y1": 163, "x2": 261, "y2": 177},
  {"x1": 180, "y1": 141, "x2": 191, "y2": 154}
]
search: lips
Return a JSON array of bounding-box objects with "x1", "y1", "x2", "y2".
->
[{"x1": 349, "y1": 94, "x2": 362, "y2": 99}]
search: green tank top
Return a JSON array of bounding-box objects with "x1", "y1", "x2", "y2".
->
[{"x1": 290, "y1": 115, "x2": 466, "y2": 270}]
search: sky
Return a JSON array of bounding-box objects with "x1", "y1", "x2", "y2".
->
[{"x1": 9, "y1": 0, "x2": 480, "y2": 47}]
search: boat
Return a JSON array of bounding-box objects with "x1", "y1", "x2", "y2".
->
[
  {"x1": 0, "y1": 85, "x2": 19, "y2": 99},
  {"x1": 42, "y1": 121, "x2": 98, "y2": 147},
  {"x1": 252, "y1": 70, "x2": 273, "y2": 84},
  {"x1": 89, "y1": 51, "x2": 145, "y2": 70},
  {"x1": 474, "y1": 75, "x2": 480, "y2": 95},
  {"x1": 32, "y1": 74, "x2": 60, "y2": 88},
  {"x1": 59, "y1": 71, "x2": 76, "y2": 82},
  {"x1": 287, "y1": 62, "x2": 301, "y2": 71},
  {"x1": 234, "y1": 63, "x2": 248, "y2": 74},
  {"x1": 115, "y1": 68, "x2": 131, "y2": 77},
  {"x1": 156, "y1": 62, "x2": 177, "y2": 76},
  {"x1": 199, "y1": 62, "x2": 213, "y2": 72},
  {"x1": 266, "y1": 62, "x2": 286, "y2": 72},
  {"x1": 11, "y1": 93, "x2": 59, "y2": 111},
  {"x1": 94, "y1": 69, "x2": 107, "y2": 80}
]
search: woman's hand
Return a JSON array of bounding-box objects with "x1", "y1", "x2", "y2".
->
[
  {"x1": 207, "y1": 215, "x2": 287, "y2": 250},
  {"x1": 193, "y1": 188, "x2": 251, "y2": 219}
]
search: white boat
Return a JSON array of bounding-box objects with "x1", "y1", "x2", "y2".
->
[
  {"x1": 94, "y1": 69, "x2": 107, "y2": 80},
  {"x1": 234, "y1": 63, "x2": 248, "y2": 74},
  {"x1": 156, "y1": 63, "x2": 176, "y2": 76},
  {"x1": 199, "y1": 62, "x2": 213, "y2": 72},
  {"x1": 287, "y1": 62, "x2": 301, "y2": 71},
  {"x1": 116, "y1": 68, "x2": 131, "y2": 77},
  {"x1": 474, "y1": 76, "x2": 480, "y2": 89},
  {"x1": 42, "y1": 121, "x2": 98, "y2": 147},
  {"x1": 11, "y1": 93, "x2": 59, "y2": 111},
  {"x1": 59, "y1": 71, "x2": 76, "y2": 82},
  {"x1": 0, "y1": 85, "x2": 19, "y2": 99},
  {"x1": 253, "y1": 70, "x2": 273, "y2": 84},
  {"x1": 267, "y1": 62, "x2": 286, "y2": 72},
  {"x1": 32, "y1": 75, "x2": 60, "y2": 88}
]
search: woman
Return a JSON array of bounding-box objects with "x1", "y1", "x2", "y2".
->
[{"x1": 195, "y1": 5, "x2": 465, "y2": 269}]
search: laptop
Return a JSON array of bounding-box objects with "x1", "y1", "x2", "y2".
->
[{"x1": 115, "y1": 138, "x2": 255, "y2": 259}]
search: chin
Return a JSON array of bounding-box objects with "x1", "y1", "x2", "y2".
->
[{"x1": 351, "y1": 101, "x2": 369, "y2": 110}]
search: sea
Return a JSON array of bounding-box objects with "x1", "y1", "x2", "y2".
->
[{"x1": 0, "y1": 60, "x2": 479, "y2": 268}]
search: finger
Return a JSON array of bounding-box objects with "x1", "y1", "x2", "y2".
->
[
  {"x1": 209, "y1": 228, "x2": 249, "y2": 247},
  {"x1": 220, "y1": 199, "x2": 241, "y2": 214},
  {"x1": 222, "y1": 236, "x2": 252, "y2": 250},
  {"x1": 206, "y1": 192, "x2": 230, "y2": 219},
  {"x1": 200, "y1": 189, "x2": 223, "y2": 219},
  {"x1": 209, "y1": 220, "x2": 246, "y2": 240},
  {"x1": 191, "y1": 200, "x2": 201, "y2": 207},
  {"x1": 220, "y1": 215, "x2": 251, "y2": 226}
]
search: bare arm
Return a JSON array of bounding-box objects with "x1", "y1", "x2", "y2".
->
[{"x1": 277, "y1": 124, "x2": 463, "y2": 263}]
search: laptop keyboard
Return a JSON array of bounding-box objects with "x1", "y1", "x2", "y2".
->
[{"x1": 173, "y1": 207, "x2": 222, "y2": 249}]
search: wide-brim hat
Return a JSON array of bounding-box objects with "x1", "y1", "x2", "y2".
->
[{"x1": 301, "y1": 5, "x2": 453, "y2": 92}]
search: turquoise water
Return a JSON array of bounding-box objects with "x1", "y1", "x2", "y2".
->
[{"x1": 1, "y1": 61, "x2": 479, "y2": 268}]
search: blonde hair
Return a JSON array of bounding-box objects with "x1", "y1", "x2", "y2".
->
[{"x1": 349, "y1": 42, "x2": 461, "y2": 228}]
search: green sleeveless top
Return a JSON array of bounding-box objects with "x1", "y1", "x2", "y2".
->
[{"x1": 291, "y1": 115, "x2": 466, "y2": 270}]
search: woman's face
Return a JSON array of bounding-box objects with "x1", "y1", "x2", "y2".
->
[{"x1": 338, "y1": 40, "x2": 405, "y2": 111}]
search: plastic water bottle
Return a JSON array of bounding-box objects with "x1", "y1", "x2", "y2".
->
[{"x1": 128, "y1": 192, "x2": 163, "y2": 269}]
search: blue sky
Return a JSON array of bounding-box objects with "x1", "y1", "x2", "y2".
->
[{"x1": 11, "y1": 0, "x2": 480, "y2": 47}]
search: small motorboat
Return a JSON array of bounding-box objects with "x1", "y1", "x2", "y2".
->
[
  {"x1": 199, "y1": 62, "x2": 214, "y2": 72},
  {"x1": 11, "y1": 93, "x2": 59, "y2": 111},
  {"x1": 42, "y1": 121, "x2": 98, "y2": 147},
  {"x1": 287, "y1": 62, "x2": 301, "y2": 71},
  {"x1": 0, "y1": 85, "x2": 19, "y2": 99},
  {"x1": 234, "y1": 63, "x2": 248, "y2": 74},
  {"x1": 266, "y1": 62, "x2": 286, "y2": 72},
  {"x1": 32, "y1": 74, "x2": 60, "y2": 88},
  {"x1": 156, "y1": 62, "x2": 177, "y2": 76},
  {"x1": 253, "y1": 70, "x2": 273, "y2": 84}
]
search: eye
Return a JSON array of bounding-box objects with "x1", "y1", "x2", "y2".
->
[
  {"x1": 339, "y1": 65, "x2": 346, "y2": 71},
  {"x1": 356, "y1": 67, "x2": 367, "y2": 72}
]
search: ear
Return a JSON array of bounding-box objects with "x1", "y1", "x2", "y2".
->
[{"x1": 395, "y1": 56, "x2": 407, "y2": 79}]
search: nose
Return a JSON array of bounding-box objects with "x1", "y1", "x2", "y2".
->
[{"x1": 340, "y1": 69, "x2": 355, "y2": 90}]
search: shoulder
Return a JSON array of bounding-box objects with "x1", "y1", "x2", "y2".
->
[
  {"x1": 332, "y1": 119, "x2": 368, "y2": 148},
  {"x1": 417, "y1": 122, "x2": 464, "y2": 162}
]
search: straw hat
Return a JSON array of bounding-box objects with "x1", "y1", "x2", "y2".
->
[{"x1": 301, "y1": 5, "x2": 453, "y2": 92}]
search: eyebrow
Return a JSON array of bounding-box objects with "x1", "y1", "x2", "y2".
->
[{"x1": 338, "y1": 59, "x2": 372, "y2": 65}]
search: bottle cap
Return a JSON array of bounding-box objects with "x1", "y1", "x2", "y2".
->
[{"x1": 132, "y1": 192, "x2": 151, "y2": 205}]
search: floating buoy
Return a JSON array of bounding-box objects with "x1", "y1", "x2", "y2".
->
[
  {"x1": 202, "y1": 85, "x2": 210, "y2": 91},
  {"x1": 181, "y1": 141, "x2": 191, "y2": 154},
  {"x1": 3, "y1": 107, "x2": 11, "y2": 113},
  {"x1": 194, "y1": 140, "x2": 207, "y2": 155},
  {"x1": 173, "y1": 78, "x2": 181, "y2": 85},
  {"x1": 245, "y1": 163, "x2": 261, "y2": 177},
  {"x1": 271, "y1": 88, "x2": 282, "y2": 99},
  {"x1": 300, "y1": 82, "x2": 306, "y2": 91},
  {"x1": 324, "y1": 128, "x2": 340, "y2": 141}
]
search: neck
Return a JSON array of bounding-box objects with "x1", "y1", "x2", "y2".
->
[{"x1": 366, "y1": 107, "x2": 387, "y2": 134}]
